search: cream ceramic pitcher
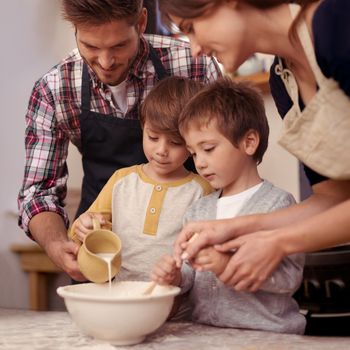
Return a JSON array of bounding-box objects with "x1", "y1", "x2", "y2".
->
[{"x1": 78, "y1": 219, "x2": 122, "y2": 283}]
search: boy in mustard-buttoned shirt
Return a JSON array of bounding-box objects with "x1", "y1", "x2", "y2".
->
[{"x1": 69, "y1": 76, "x2": 212, "y2": 283}]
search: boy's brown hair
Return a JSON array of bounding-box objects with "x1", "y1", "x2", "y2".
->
[
  {"x1": 62, "y1": 0, "x2": 143, "y2": 26},
  {"x1": 140, "y1": 76, "x2": 203, "y2": 143},
  {"x1": 179, "y1": 77, "x2": 269, "y2": 164}
]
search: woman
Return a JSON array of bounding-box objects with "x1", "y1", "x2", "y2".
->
[{"x1": 158, "y1": 0, "x2": 350, "y2": 292}]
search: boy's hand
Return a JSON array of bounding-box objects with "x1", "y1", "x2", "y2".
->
[
  {"x1": 150, "y1": 255, "x2": 181, "y2": 286},
  {"x1": 74, "y1": 212, "x2": 107, "y2": 242},
  {"x1": 191, "y1": 247, "x2": 231, "y2": 276}
]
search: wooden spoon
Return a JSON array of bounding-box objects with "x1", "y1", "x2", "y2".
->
[{"x1": 142, "y1": 281, "x2": 157, "y2": 296}]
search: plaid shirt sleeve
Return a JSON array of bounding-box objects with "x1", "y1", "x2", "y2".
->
[
  {"x1": 18, "y1": 77, "x2": 70, "y2": 237},
  {"x1": 204, "y1": 57, "x2": 222, "y2": 83}
]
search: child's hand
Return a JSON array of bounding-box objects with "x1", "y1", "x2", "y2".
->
[
  {"x1": 74, "y1": 212, "x2": 107, "y2": 242},
  {"x1": 150, "y1": 255, "x2": 181, "y2": 286},
  {"x1": 191, "y1": 247, "x2": 231, "y2": 276}
]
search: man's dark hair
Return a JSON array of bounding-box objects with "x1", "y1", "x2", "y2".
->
[{"x1": 62, "y1": 0, "x2": 143, "y2": 26}]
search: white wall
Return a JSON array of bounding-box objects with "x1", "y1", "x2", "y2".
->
[{"x1": 0, "y1": 0, "x2": 76, "y2": 309}]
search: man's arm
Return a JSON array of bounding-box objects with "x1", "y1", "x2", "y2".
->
[
  {"x1": 19, "y1": 78, "x2": 85, "y2": 280},
  {"x1": 18, "y1": 79, "x2": 71, "y2": 236},
  {"x1": 29, "y1": 212, "x2": 85, "y2": 281}
]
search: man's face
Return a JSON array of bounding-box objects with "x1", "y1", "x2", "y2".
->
[{"x1": 76, "y1": 10, "x2": 147, "y2": 86}]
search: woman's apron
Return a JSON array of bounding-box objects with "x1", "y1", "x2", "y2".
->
[
  {"x1": 276, "y1": 4, "x2": 350, "y2": 180},
  {"x1": 76, "y1": 44, "x2": 169, "y2": 217}
]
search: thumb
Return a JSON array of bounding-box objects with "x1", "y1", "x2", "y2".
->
[
  {"x1": 64, "y1": 240, "x2": 81, "y2": 256},
  {"x1": 93, "y1": 212, "x2": 107, "y2": 225}
]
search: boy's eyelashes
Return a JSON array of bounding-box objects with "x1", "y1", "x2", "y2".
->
[
  {"x1": 203, "y1": 146, "x2": 215, "y2": 152},
  {"x1": 188, "y1": 147, "x2": 215, "y2": 156},
  {"x1": 147, "y1": 134, "x2": 184, "y2": 146},
  {"x1": 171, "y1": 140, "x2": 185, "y2": 146},
  {"x1": 148, "y1": 135, "x2": 158, "y2": 141}
]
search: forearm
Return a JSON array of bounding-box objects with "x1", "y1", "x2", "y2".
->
[
  {"x1": 20, "y1": 84, "x2": 70, "y2": 235},
  {"x1": 255, "y1": 180, "x2": 350, "y2": 232},
  {"x1": 275, "y1": 198, "x2": 350, "y2": 256},
  {"x1": 202, "y1": 196, "x2": 325, "y2": 240},
  {"x1": 214, "y1": 180, "x2": 350, "y2": 292},
  {"x1": 29, "y1": 212, "x2": 69, "y2": 250}
]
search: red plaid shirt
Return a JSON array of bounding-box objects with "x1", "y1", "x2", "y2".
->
[{"x1": 18, "y1": 34, "x2": 221, "y2": 236}]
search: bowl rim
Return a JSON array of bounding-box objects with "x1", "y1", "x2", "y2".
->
[{"x1": 57, "y1": 282, "x2": 181, "y2": 302}]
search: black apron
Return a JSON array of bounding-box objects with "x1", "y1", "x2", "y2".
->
[{"x1": 76, "y1": 45, "x2": 169, "y2": 217}]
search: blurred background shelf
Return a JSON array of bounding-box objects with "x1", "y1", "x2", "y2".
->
[
  {"x1": 231, "y1": 71, "x2": 270, "y2": 94},
  {"x1": 11, "y1": 243, "x2": 61, "y2": 311}
]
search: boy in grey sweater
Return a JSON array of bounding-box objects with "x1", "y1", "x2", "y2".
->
[{"x1": 151, "y1": 78, "x2": 306, "y2": 334}]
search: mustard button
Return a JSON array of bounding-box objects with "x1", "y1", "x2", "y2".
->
[{"x1": 150, "y1": 207, "x2": 156, "y2": 214}]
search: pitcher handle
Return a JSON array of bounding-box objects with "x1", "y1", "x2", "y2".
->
[{"x1": 92, "y1": 218, "x2": 101, "y2": 231}]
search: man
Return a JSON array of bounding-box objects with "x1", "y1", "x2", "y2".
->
[{"x1": 18, "y1": 0, "x2": 221, "y2": 281}]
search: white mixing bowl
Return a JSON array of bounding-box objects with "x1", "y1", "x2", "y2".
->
[{"x1": 57, "y1": 281, "x2": 180, "y2": 345}]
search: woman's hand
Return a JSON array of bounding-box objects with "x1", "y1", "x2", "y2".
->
[
  {"x1": 174, "y1": 216, "x2": 258, "y2": 267},
  {"x1": 150, "y1": 254, "x2": 182, "y2": 286},
  {"x1": 215, "y1": 230, "x2": 285, "y2": 292},
  {"x1": 73, "y1": 212, "x2": 107, "y2": 242}
]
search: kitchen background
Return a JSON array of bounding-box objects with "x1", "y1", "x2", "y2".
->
[{"x1": 0, "y1": 0, "x2": 299, "y2": 310}]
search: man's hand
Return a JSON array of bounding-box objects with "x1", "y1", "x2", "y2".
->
[
  {"x1": 45, "y1": 239, "x2": 86, "y2": 281},
  {"x1": 29, "y1": 212, "x2": 86, "y2": 281}
]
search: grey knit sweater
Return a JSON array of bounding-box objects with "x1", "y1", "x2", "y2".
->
[{"x1": 180, "y1": 180, "x2": 306, "y2": 334}]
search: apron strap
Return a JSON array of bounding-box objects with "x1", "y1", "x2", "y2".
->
[
  {"x1": 148, "y1": 44, "x2": 169, "y2": 80},
  {"x1": 289, "y1": 3, "x2": 326, "y2": 87},
  {"x1": 276, "y1": 56, "x2": 300, "y2": 108},
  {"x1": 81, "y1": 63, "x2": 91, "y2": 111}
]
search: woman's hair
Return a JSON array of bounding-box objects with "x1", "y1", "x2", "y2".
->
[
  {"x1": 178, "y1": 77, "x2": 269, "y2": 164},
  {"x1": 159, "y1": 0, "x2": 318, "y2": 35},
  {"x1": 62, "y1": 0, "x2": 143, "y2": 26},
  {"x1": 140, "y1": 76, "x2": 203, "y2": 142}
]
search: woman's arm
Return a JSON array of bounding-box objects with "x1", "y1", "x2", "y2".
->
[
  {"x1": 213, "y1": 180, "x2": 350, "y2": 291},
  {"x1": 174, "y1": 179, "x2": 350, "y2": 264},
  {"x1": 216, "y1": 196, "x2": 350, "y2": 291},
  {"x1": 174, "y1": 180, "x2": 350, "y2": 291}
]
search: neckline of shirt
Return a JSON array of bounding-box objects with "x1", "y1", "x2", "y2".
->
[
  {"x1": 137, "y1": 164, "x2": 195, "y2": 187},
  {"x1": 218, "y1": 181, "x2": 264, "y2": 204}
]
